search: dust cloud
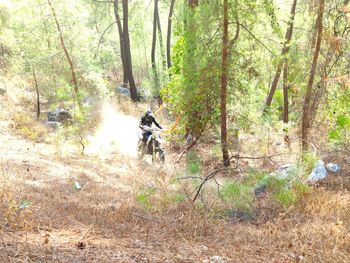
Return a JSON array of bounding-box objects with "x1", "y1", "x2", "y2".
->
[{"x1": 86, "y1": 101, "x2": 140, "y2": 159}]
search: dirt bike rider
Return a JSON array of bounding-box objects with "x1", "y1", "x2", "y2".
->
[{"x1": 138, "y1": 109, "x2": 162, "y2": 148}]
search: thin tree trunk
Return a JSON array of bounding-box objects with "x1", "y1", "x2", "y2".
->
[
  {"x1": 113, "y1": 0, "x2": 128, "y2": 85},
  {"x1": 167, "y1": 0, "x2": 176, "y2": 69},
  {"x1": 47, "y1": 0, "x2": 80, "y2": 107},
  {"x1": 221, "y1": 0, "x2": 230, "y2": 166},
  {"x1": 263, "y1": 0, "x2": 297, "y2": 112},
  {"x1": 302, "y1": 0, "x2": 324, "y2": 152},
  {"x1": 183, "y1": 0, "x2": 199, "y2": 137},
  {"x1": 122, "y1": 0, "x2": 138, "y2": 101},
  {"x1": 188, "y1": 0, "x2": 198, "y2": 8},
  {"x1": 283, "y1": 63, "x2": 289, "y2": 123},
  {"x1": 156, "y1": 4, "x2": 167, "y2": 70},
  {"x1": 32, "y1": 67, "x2": 40, "y2": 120},
  {"x1": 151, "y1": 0, "x2": 159, "y2": 90}
]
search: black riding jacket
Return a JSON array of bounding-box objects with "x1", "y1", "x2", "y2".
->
[{"x1": 140, "y1": 115, "x2": 162, "y2": 130}]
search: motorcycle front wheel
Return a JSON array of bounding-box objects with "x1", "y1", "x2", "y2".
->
[{"x1": 154, "y1": 148, "x2": 165, "y2": 165}]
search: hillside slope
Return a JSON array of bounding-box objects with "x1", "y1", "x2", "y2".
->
[{"x1": 0, "y1": 97, "x2": 349, "y2": 263}]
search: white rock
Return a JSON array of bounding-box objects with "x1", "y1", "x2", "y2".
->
[
  {"x1": 326, "y1": 163, "x2": 341, "y2": 173},
  {"x1": 210, "y1": 256, "x2": 225, "y2": 263},
  {"x1": 307, "y1": 160, "x2": 328, "y2": 183}
]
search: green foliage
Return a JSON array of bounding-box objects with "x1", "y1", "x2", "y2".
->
[
  {"x1": 220, "y1": 181, "x2": 255, "y2": 211},
  {"x1": 274, "y1": 188, "x2": 295, "y2": 207},
  {"x1": 186, "y1": 150, "x2": 201, "y2": 174},
  {"x1": 262, "y1": 0, "x2": 281, "y2": 36},
  {"x1": 328, "y1": 112, "x2": 350, "y2": 145},
  {"x1": 302, "y1": 152, "x2": 318, "y2": 174},
  {"x1": 273, "y1": 180, "x2": 310, "y2": 208},
  {"x1": 159, "y1": 192, "x2": 187, "y2": 208},
  {"x1": 135, "y1": 186, "x2": 186, "y2": 211},
  {"x1": 174, "y1": 192, "x2": 186, "y2": 203},
  {"x1": 0, "y1": 4, "x2": 10, "y2": 31},
  {"x1": 252, "y1": 165, "x2": 309, "y2": 208},
  {"x1": 162, "y1": 1, "x2": 222, "y2": 136},
  {"x1": 136, "y1": 187, "x2": 157, "y2": 210},
  {"x1": 262, "y1": 176, "x2": 289, "y2": 191}
]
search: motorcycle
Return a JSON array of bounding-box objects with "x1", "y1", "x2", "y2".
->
[{"x1": 137, "y1": 126, "x2": 165, "y2": 164}]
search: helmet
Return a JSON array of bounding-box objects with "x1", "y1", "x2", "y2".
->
[{"x1": 146, "y1": 109, "x2": 154, "y2": 118}]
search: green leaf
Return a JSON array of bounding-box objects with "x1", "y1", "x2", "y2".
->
[
  {"x1": 336, "y1": 115, "x2": 349, "y2": 128},
  {"x1": 329, "y1": 130, "x2": 340, "y2": 140}
]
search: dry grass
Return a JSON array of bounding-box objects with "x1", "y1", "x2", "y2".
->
[
  {"x1": 0, "y1": 151, "x2": 349, "y2": 262},
  {"x1": 11, "y1": 111, "x2": 48, "y2": 142}
]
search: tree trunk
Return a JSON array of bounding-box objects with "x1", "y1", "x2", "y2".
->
[
  {"x1": 283, "y1": 63, "x2": 289, "y2": 123},
  {"x1": 32, "y1": 67, "x2": 40, "y2": 120},
  {"x1": 113, "y1": 0, "x2": 128, "y2": 85},
  {"x1": 183, "y1": 0, "x2": 199, "y2": 137},
  {"x1": 121, "y1": 0, "x2": 138, "y2": 101},
  {"x1": 156, "y1": 4, "x2": 167, "y2": 70},
  {"x1": 167, "y1": 0, "x2": 176, "y2": 69},
  {"x1": 47, "y1": 0, "x2": 80, "y2": 108},
  {"x1": 188, "y1": 0, "x2": 198, "y2": 8},
  {"x1": 263, "y1": 0, "x2": 297, "y2": 112},
  {"x1": 221, "y1": 0, "x2": 230, "y2": 166},
  {"x1": 151, "y1": 0, "x2": 159, "y2": 90},
  {"x1": 301, "y1": 0, "x2": 324, "y2": 152}
]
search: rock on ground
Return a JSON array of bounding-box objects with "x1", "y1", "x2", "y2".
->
[
  {"x1": 307, "y1": 160, "x2": 328, "y2": 184},
  {"x1": 47, "y1": 108, "x2": 72, "y2": 123}
]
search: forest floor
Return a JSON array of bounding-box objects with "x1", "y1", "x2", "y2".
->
[{"x1": 0, "y1": 96, "x2": 349, "y2": 263}]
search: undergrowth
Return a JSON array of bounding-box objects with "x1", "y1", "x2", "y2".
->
[
  {"x1": 0, "y1": 185, "x2": 33, "y2": 232},
  {"x1": 134, "y1": 162, "x2": 311, "y2": 218},
  {"x1": 135, "y1": 184, "x2": 187, "y2": 212},
  {"x1": 186, "y1": 150, "x2": 202, "y2": 174},
  {"x1": 12, "y1": 111, "x2": 47, "y2": 142}
]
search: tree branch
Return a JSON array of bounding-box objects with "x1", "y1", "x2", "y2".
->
[
  {"x1": 239, "y1": 23, "x2": 276, "y2": 56},
  {"x1": 96, "y1": 21, "x2": 118, "y2": 54}
]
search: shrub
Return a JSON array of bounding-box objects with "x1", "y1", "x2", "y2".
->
[
  {"x1": 220, "y1": 181, "x2": 255, "y2": 211},
  {"x1": 186, "y1": 150, "x2": 201, "y2": 174},
  {"x1": 135, "y1": 187, "x2": 157, "y2": 210},
  {"x1": 12, "y1": 111, "x2": 46, "y2": 142},
  {"x1": 302, "y1": 151, "x2": 318, "y2": 174}
]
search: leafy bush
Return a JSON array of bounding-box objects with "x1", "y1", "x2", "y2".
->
[
  {"x1": 266, "y1": 176, "x2": 309, "y2": 208},
  {"x1": 253, "y1": 166, "x2": 309, "y2": 208}
]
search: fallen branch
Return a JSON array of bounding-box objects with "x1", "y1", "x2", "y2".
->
[
  {"x1": 192, "y1": 167, "x2": 227, "y2": 202},
  {"x1": 176, "y1": 138, "x2": 198, "y2": 163},
  {"x1": 177, "y1": 175, "x2": 203, "y2": 180},
  {"x1": 229, "y1": 152, "x2": 298, "y2": 161}
]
